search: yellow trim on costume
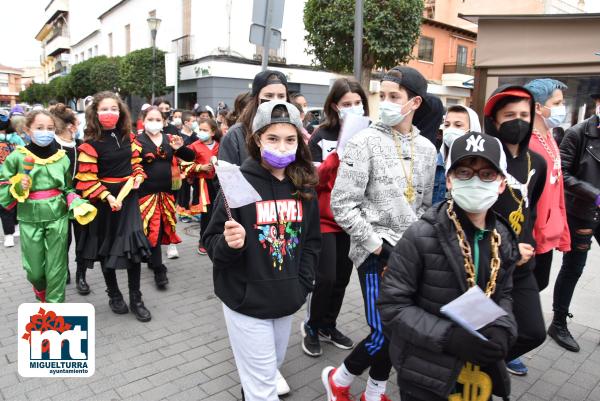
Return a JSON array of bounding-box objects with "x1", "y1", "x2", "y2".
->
[
  {"x1": 131, "y1": 142, "x2": 142, "y2": 153},
  {"x1": 141, "y1": 195, "x2": 158, "y2": 236},
  {"x1": 78, "y1": 152, "x2": 97, "y2": 163},
  {"x1": 73, "y1": 203, "x2": 98, "y2": 225},
  {"x1": 75, "y1": 172, "x2": 99, "y2": 182},
  {"x1": 16, "y1": 146, "x2": 66, "y2": 165},
  {"x1": 82, "y1": 182, "x2": 102, "y2": 198},
  {"x1": 9, "y1": 174, "x2": 29, "y2": 202},
  {"x1": 115, "y1": 177, "x2": 135, "y2": 203},
  {"x1": 99, "y1": 191, "x2": 110, "y2": 201}
]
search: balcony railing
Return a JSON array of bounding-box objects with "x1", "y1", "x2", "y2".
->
[
  {"x1": 172, "y1": 35, "x2": 194, "y2": 63},
  {"x1": 443, "y1": 63, "x2": 474, "y2": 76}
]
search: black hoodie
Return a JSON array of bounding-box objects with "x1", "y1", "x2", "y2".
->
[
  {"x1": 484, "y1": 85, "x2": 547, "y2": 274},
  {"x1": 203, "y1": 157, "x2": 321, "y2": 319}
]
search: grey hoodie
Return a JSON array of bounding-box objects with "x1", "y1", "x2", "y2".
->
[{"x1": 331, "y1": 122, "x2": 437, "y2": 267}]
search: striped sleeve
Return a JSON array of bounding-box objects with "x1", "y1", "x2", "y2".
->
[
  {"x1": 75, "y1": 143, "x2": 110, "y2": 201},
  {"x1": 130, "y1": 133, "x2": 146, "y2": 179}
]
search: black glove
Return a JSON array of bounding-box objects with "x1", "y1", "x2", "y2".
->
[
  {"x1": 444, "y1": 326, "x2": 504, "y2": 366},
  {"x1": 479, "y1": 325, "x2": 510, "y2": 358}
]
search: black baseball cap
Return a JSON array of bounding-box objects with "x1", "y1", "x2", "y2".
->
[
  {"x1": 445, "y1": 132, "x2": 507, "y2": 175},
  {"x1": 252, "y1": 70, "x2": 288, "y2": 97},
  {"x1": 381, "y1": 66, "x2": 430, "y2": 111}
]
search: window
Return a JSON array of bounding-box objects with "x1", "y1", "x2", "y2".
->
[
  {"x1": 457, "y1": 45, "x2": 468, "y2": 66},
  {"x1": 108, "y1": 33, "x2": 113, "y2": 57},
  {"x1": 74, "y1": 54, "x2": 78, "y2": 64},
  {"x1": 80, "y1": 52, "x2": 84, "y2": 61},
  {"x1": 88, "y1": 48, "x2": 93, "y2": 58},
  {"x1": 125, "y1": 24, "x2": 131, "y2": 54},
  {"x1": 418, "y1": 37, "x2": 434, "y2": 62},
  {"x1": 0, "y1": 73, "x2": 8, "y2": 88},
  {"x1": 94, "y1": 45, "x2": 98, "y2": 56}
]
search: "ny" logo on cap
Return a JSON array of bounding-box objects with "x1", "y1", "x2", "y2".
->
[{"x1": 465, "y1": 135, "x2": 485, "y2": 152}]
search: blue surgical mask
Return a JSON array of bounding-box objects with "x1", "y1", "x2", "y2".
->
[
  {"x1": 32, "y1": 130, "x2": 55, "y2": 147},
  {"x1": 379, "y1": 99, "x2": 414, "y2": 127},
  {"x1": 543, "y1": 105, "x2": 566, "y2": 129},
  {"x1": 198, "y1": 130, "x2": 211, "y2": 142},
  {"x1": 192, "y1": 121, "x2": 199, "y2": 131},
  {"x1": 338, "y1": 104, "x2": 364, "y2": 120}
]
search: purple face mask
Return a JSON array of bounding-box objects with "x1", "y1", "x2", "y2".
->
[{"x1": 261, "y1": 146, "x2": 297, "y2": 169}]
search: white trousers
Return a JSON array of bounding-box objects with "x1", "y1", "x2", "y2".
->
[{"x1": 223, "y1": 303, "x2": 293, "y2": 401}]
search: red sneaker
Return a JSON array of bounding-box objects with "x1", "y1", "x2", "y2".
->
[
  {"x1": 322, "y1": 366, "x2": 354, "y2": 401},
  {"x1": 197, "y1": 246, "x2": 207, "y2": 255},
  {"x1": 360, "y1": 393, "x2": 392, "y2": 401}
]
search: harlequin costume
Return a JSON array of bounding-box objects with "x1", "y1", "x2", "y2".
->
[
  {"x1": 136, "y1": 132, "x2": 195, "y2": 287},
  {"x1": 75, "y1": 131, "x2": 152, "y2": 322},
  {"x1": 0, "y1": 144, "x2": 96, "y2": 303},
  {"x1": 187, "y1": 139, "x2": 219, "y2": 250},
  {"x1": 175, "y1": 131, "x2": 199, "y2": 218}
]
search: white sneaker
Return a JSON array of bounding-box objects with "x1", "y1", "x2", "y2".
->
[
  {"x1": 276, "y1": 369, "x2": 290, "y2": 396},
  {"x1": 13, "y1": 226, "x2": 19, "y2": 237},
  {"x1": 167, "y1": 244, "x2": 179, "y2": 259},
  {"x1": 3, "y1": 235, "x2": 14, "y2": 248}
]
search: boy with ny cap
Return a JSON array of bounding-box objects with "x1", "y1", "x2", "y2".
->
[
  {"x1": 378, "y1": 131, "x2": 519, "y2": 401},
  {"x1": 483, "y1": 85, "x2": 547, "y2": 376},
  {"x1": 323, "y1": 66, "x2": 437, "y2": 401}
]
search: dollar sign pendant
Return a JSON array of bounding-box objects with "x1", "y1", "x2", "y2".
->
[
  {"x1": 404, "y1": 186, "x2": 416, "y2": 203},
  {"x1": 448, "y1": 362, "x2": 492, "y2": 401},
  {"x1": 509, "y1": 204, "x2": 525, "y2": 235}
]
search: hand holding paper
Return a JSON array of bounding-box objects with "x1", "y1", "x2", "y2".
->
[
  {"x1": 440, "y1": 286, "x2": 508, "y2": 341},
  {"x1": 215, "y1": 161, "x2": 262, "y2": 218}
]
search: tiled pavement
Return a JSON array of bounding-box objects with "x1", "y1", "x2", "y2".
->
[{"x1": 0, "y1": 221, "x2": 599, "y2": 401}]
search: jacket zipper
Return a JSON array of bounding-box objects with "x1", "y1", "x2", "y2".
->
[
  {"x1": 111, "y1": 132, "x2": 121, "y2": 148},
  {"x1": 586, "y1": 146, "x2": 600, "y2": 163}
]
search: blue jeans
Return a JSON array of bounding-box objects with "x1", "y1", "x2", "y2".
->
[{"x1": 552, "y1": 215, "x2": 600, "y2": 314}]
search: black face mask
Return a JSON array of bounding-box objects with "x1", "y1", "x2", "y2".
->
[
  {"x1": 162, "y1": 111, "x2": 171, "y2": 121},
  {"x1": 497, "y1": 118, "x2": 530, "y2": 145}
]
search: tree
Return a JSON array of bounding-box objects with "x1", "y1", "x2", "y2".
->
[
  {"x1": 119, "y1": 47, "x2": 168, "y2": 101},
  {"x1": 69, "y1": 57, "x2": 98, "y2": 99},
  {"x1": 303, "y1": 0, "x2": 424, "y2": 88},
  {"x1": 90, "y1": 56, "x2": 121, "y2": 93}
]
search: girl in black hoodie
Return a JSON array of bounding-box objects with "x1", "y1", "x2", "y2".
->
[{"x1": 204, "y1": 101, "x2": 320, "y2": 401}]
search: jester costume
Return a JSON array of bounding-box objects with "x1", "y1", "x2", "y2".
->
[
  {"x1": 75, "y1": 131, "x2": 152, "y2": 321},
  {"x1": 137, "y1": 132, "x2": 194, "y2": 285},
  {"x1": 187, "y1": 139, "x2": 220, "y2": 249},
  {"x1": 0, "y1": 144, "x2": 96, "y2": 303}
]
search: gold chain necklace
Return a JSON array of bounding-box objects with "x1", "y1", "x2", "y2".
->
[
  {"x1": 506, "y1": 152, "x2": 531, "y2": 236},
  {"x1": 533, "y1": 129, "x2": 561, "y2": 176},
  {"x1": 392, "y1": 130, "x2": 416, "y2": 203},
  {"x1": 446, "y1": 200, "x2": 502, "y2": 297}
]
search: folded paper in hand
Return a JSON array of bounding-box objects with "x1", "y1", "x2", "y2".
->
[
  {"x1": 215, "y1": 162, "x2": 262, "y2": 208},
  {"x1": 337, "y1": 114, "x2": 370, "y2": 156},
  {"x1": 440, "y1": 286, "x2": 507, "y2": 341}
]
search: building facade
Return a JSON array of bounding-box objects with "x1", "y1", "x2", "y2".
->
[
  {"x1": 0, "y1": 66, "x2": 24, "y2": 108},
  {"x1": 35, "y1": 0, "x2": 71, "y2": 83}
]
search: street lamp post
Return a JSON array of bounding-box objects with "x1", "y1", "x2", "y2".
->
[{"x1": 147, "y1": 17, "x2": 162, "y2": 104}]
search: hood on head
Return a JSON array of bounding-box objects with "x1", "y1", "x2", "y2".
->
[
  {"x1": 483, "y1": 84, "x2": 535, "y2": 155},
  {"x1": 446, "y1": 105, "x2": 481, "y2": 133}
]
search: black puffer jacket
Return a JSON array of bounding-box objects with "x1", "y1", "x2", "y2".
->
[
  {"x1": 378, "y1": 202, "x2": 520, "y2": 400},
  {"x1": 559, "y1": 114, "x2": 600, "y2": 223}
]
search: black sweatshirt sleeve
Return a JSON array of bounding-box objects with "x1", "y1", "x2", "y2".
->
[
  {"x1": 218, "y1": 125, "x2": 245, "y2": 165},
  {"x1": 203, "y1": 192, "x2": 246, "y2": 267},
  {"x1": 297, "y1": 197, "x2": 321, "y2": 294},
  {"x1": 174, "y1": 145, "x2": 195, "y2": 162},
  {"x1": 308, "y1": 129, "x2": 323, "y2": 163}
]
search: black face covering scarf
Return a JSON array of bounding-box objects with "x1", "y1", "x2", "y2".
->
[{"x1": 497, "y1": 119, "x2": 529, "y2": 145}]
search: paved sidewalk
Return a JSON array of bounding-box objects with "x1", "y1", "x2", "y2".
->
[{"x1": 0, "y1": 221, "x2": 599, "y2": 401}]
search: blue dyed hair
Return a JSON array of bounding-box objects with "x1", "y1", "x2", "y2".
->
[{"x1": 524, "y1": 79, "x2": 567, "y2": 105}]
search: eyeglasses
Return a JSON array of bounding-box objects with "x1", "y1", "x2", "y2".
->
[{"x1": 453, "y1": 166, "x2": 499, "y2": 182}]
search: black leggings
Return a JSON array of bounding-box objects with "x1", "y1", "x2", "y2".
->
[
  {"x1": 533, "y1": 251, "x2": 553, "y2": 292},
  {"x1": 101, "y1": 263, "x2": 141, "y2": 294},
  {"x1": 0, "y1": 205, "x2": 16, "y2": 235},
  {"x1": 307, "y1": 231, "x2": 353, "y2": 330}
]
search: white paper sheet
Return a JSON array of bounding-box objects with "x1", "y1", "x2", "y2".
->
[
  {"x1": 440, "y1": 286, "x2": 508, "y2": 341},
  {"x1": 215, "y1": 162, "x2": 262, "y2": 208},
  {"x1": 337, "y1": 114, "x2": 370, "y2": 156}
]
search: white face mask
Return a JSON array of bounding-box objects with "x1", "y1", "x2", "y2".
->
[
  {"x1": 172, "y1": 117, "x2": 182, "y2": 126},
  {"x1": 379, "y1": 99, "x2": 413, "y2": 127},
  {"x1": 145, "y1": 121, "x2": 163, "y2": 134},
  {"x1": 450, "y1": 176, "x2": 501, "y2": 213},
  {"x1": 443, "y1": 127, "x2": 466, "y2": 149},
  {"x1": 543, "y1": 105, "x2": 567, "y2": 129},
  {"x1": 338, "y1": 104, "x2": 364, "y2": 120}
]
